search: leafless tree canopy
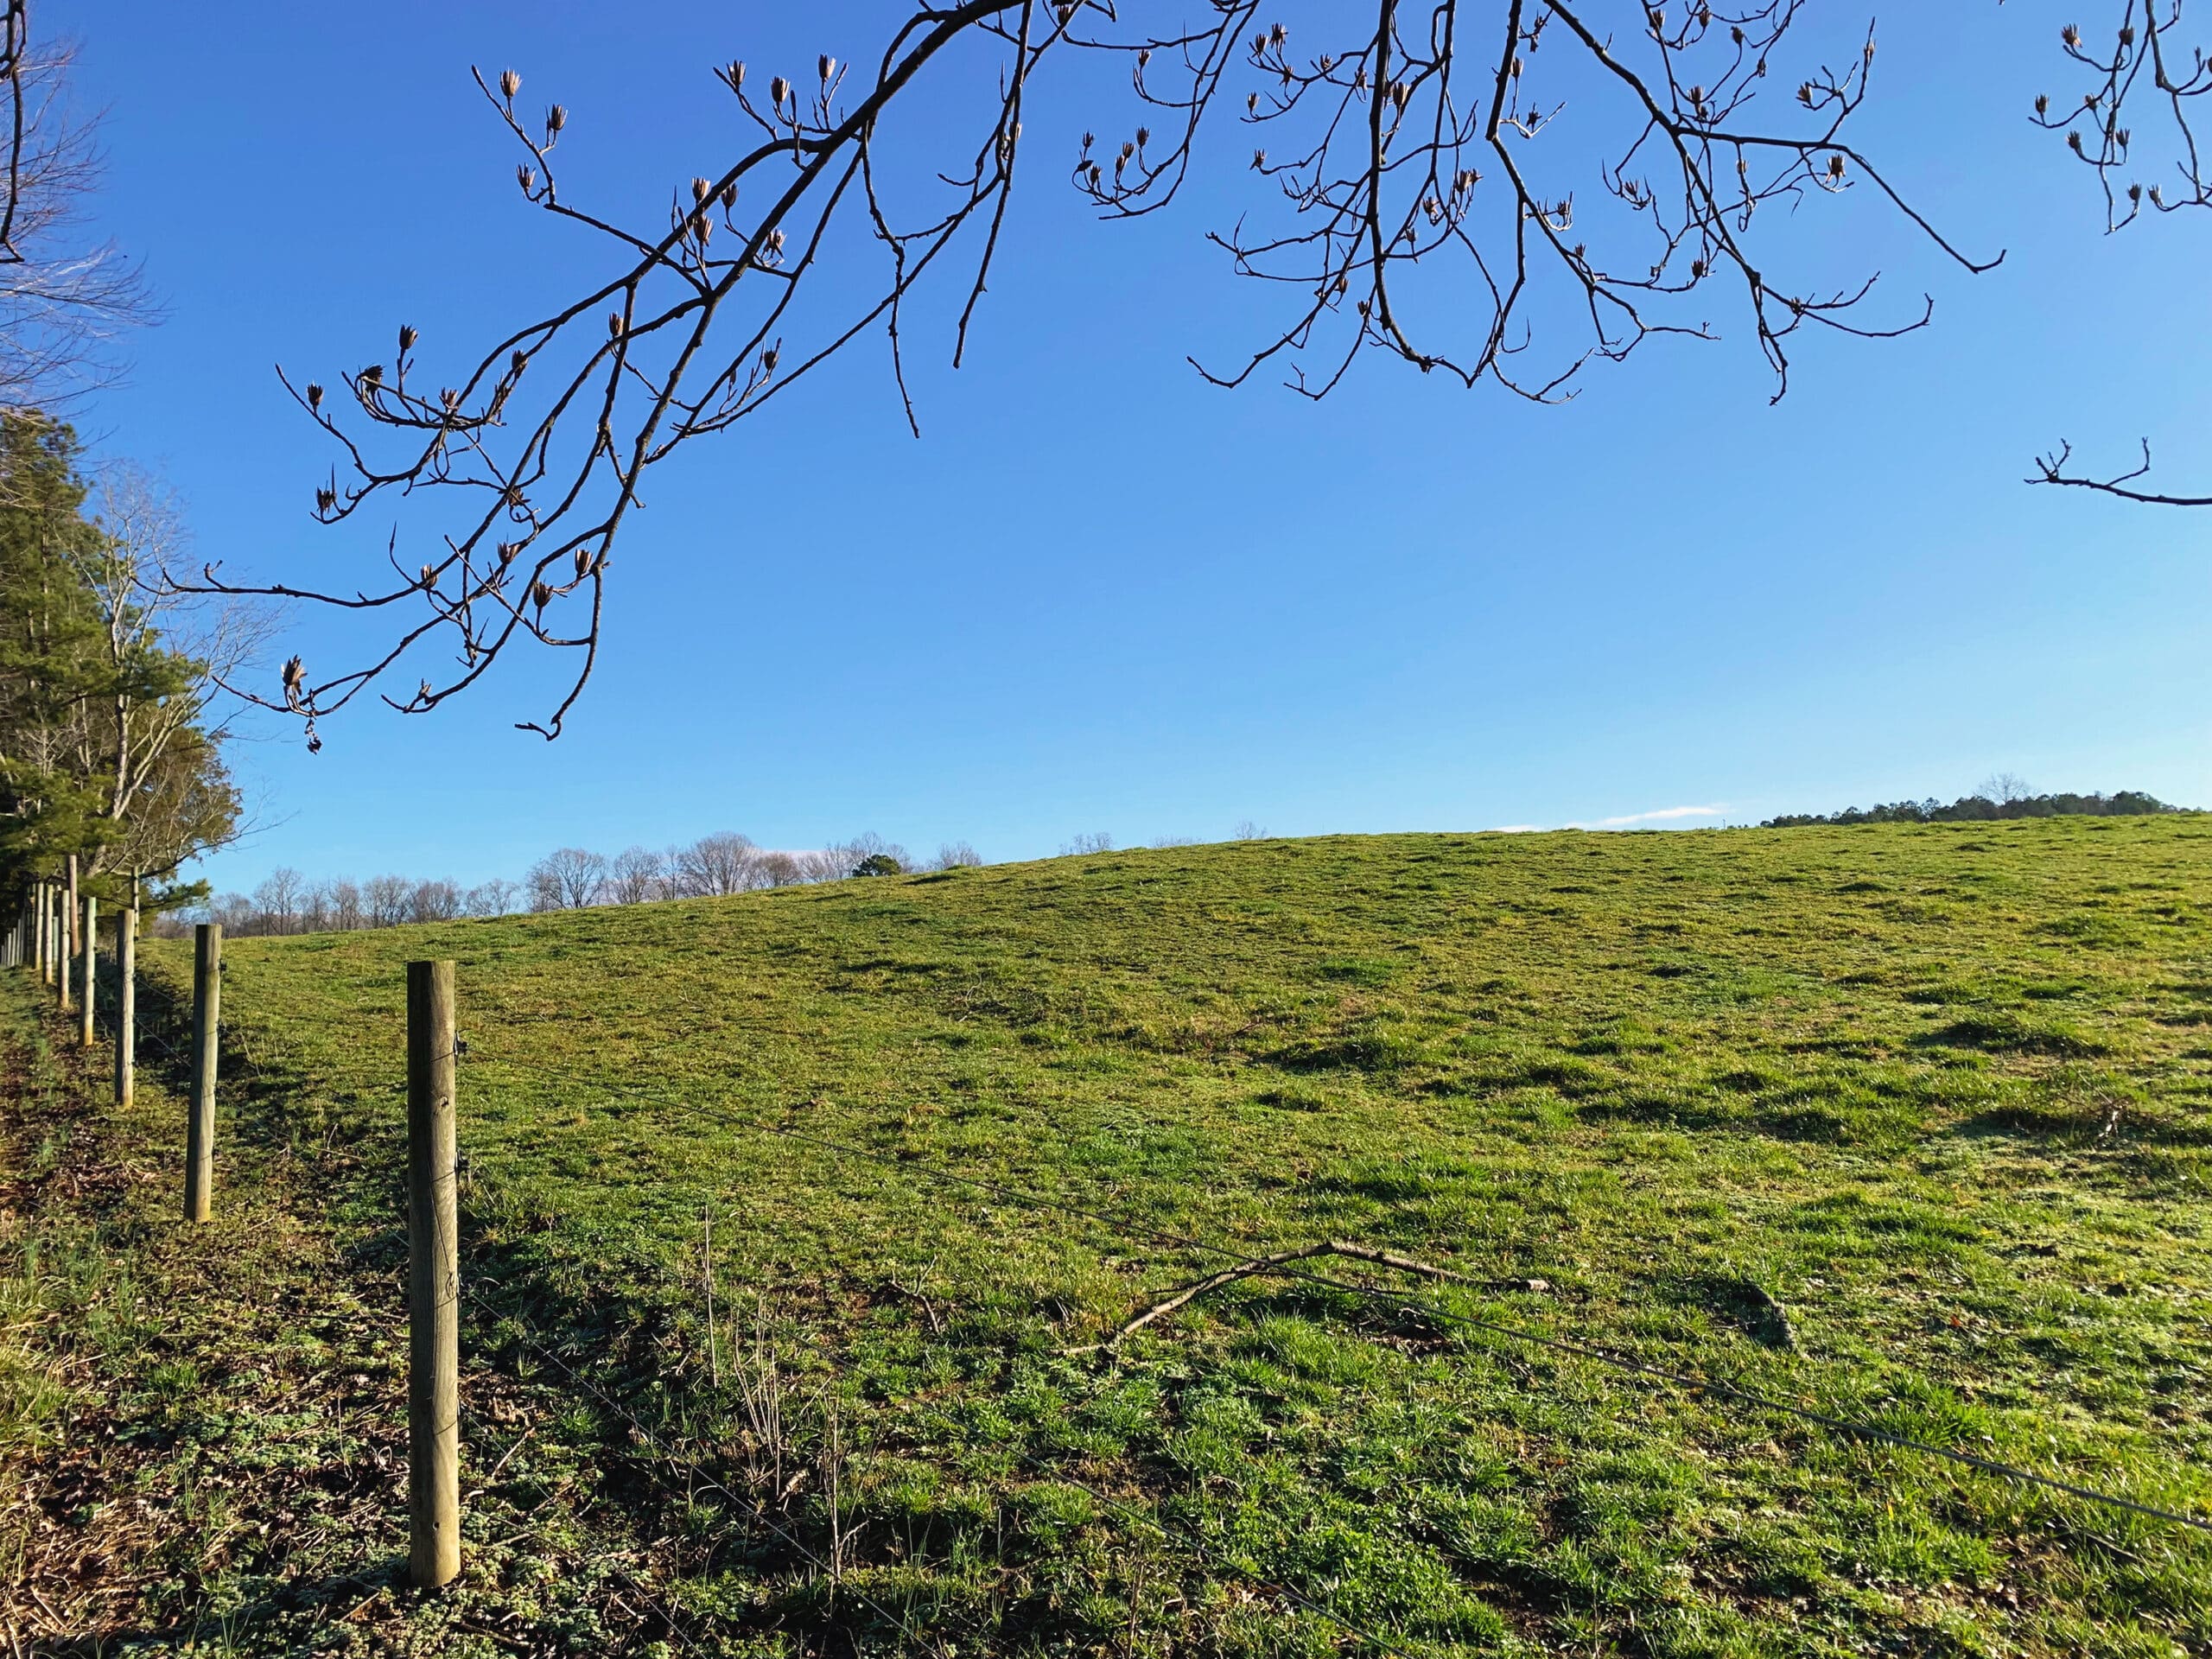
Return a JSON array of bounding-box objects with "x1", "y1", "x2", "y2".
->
[
  {"x1": 194, "y1": 0, "x2": 1996, "y2": 743},
  {"x1": 2031, "y1": 2, "x2": 2212, "y2": 505},
  {"x1": 181, "y1": 828, "x2": 963, "y2": 935},
  {"x1": 0, "y1": 5, "x2": 153, "y2": 409}
]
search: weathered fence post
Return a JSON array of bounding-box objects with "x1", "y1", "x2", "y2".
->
[
  {"x1": 39, "y1": 882, "x2": 52, "y2": 985},
  {"x1": 407, "y1": 959, "x2": 461, "y2": 1590},
  {"x1": 79, "y1": 895, "x2": 96, "y2": 1049},
  {"x1": 114, "y1": 907, "x2": 136, "y2": 1105},
  {"x1": 184, "y1": 923, "x2": 219, "y2": 1222}
]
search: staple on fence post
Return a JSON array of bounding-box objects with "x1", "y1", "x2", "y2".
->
[
  {"x1": 184, "y1": 923, "x2": 220, "y2": 1223},
  {"x1": 115, "y1": 907, "x2": 136, "y2": 1106},
  {"x1": 79, "y1": 895, "x2": 96, "y2": 1049},
  {"x1": 407, "y1": 959, "x2": 461, "y2": 1591}
]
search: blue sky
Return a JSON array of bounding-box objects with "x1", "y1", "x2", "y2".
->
[{"x1": 70, "y1": 2, "x2": 2212, "y2": 893}]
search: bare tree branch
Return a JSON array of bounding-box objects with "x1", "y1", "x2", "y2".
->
[
  {"x1": 194, "y1": 1, "x2": 1999, "y2": 741},
  {"x1": 2031, "y1": 3, "x2": 2212, "y2": 502}
]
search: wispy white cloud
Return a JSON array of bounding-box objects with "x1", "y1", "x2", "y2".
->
[
  {"x1": 1483, "y1": 824, "x2": 1545, "y2": 835},
  {"x1": 1568, "y1": 804, "x2": 1727, "y2": 830}
]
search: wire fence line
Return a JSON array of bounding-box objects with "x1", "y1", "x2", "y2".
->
[{"x1": 64, "y1": 943, "x2": 2212, "y2": 1649}]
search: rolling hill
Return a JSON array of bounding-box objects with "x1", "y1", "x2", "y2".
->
[{"x1": 10, "y1": 819, "x2": 2212, "y2": 1655}]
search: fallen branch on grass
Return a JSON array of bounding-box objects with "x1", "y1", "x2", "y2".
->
[{"x1": 1069, "y1": 1240, "x2": 1475, "y2": 1355}]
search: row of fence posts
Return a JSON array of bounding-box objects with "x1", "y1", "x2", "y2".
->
[{"x1": 11, "y1": 875, "x2": 461, "y2": 1590}]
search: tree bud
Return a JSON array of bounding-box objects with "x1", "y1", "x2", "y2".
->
[
  {"x1": 499, "y1": 68, "x2": 521, "y2": 100},
  {"x1": 399, "y1": 324, "x2": 418, "y2": 353}
]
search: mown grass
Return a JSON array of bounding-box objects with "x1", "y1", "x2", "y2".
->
[{"x1": 10, "y1": 817, "x2": 2212, "y2": 1655}]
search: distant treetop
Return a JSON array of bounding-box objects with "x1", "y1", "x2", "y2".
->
[{"x1": 1763, "y1": 790, "x2": 2187, "y2": 830}]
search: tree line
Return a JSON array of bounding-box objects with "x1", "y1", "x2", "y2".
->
[
  {"x1": 158, "y1": 821, "x2": 1283, "y2": 939},
  {"x1": 1762, "y1": 780, "x2": 2185, "y2": 830},
  {"x1": 158, "y1": 831, "x2": 986, "y2": 938}
]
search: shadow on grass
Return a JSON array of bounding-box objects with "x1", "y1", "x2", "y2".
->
[{"x1": 124, "y1": 956, "x2": 874, "y2": 1643}]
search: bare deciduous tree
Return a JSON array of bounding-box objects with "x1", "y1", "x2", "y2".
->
[
  {"x1": 364, "y1": 872, "x2": 413, "y2": 927},
  {"x1": 409, "y1": 878, "x2": 467, "y2": 922},
  {"x1": 326, "y1": 877, "x2": 364, "y2": 929},
  {"x1": 931, "y1": 840, "x2": 984, "y2": 869},
  {"x1": 0, "y1": 5, "x2": 155, "y2": 408},
  {"x1": 755, "y1": 849, "x2": 804, "y2": 887},
  {"x1": 529, "y1": 844, "x2": 609, "y2": 909},
  {"x1": 468, "y1": 875, "x2": 520, "y2": 917},
  {"x1": 77, "y1": 463, "x2": 269, "y2": 884},
  {"x1": 252, "y1": 866, "x2": 306, "y2": 933},
  {"x1": 672, "y1": 830, "x2": 761, "y2": 896},
  {"x1": 607, "y1": 842, "x2": 667, "y2": 904},
  {"x1": 192, "y1": 1, "x2": 1994, "y2": 741}
]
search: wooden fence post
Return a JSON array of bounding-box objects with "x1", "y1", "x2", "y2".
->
[
  {"x1": 59, "y1": 857, "x2": 74, "y2": 1014},
  {"x1": 184, "y1": 923, "x2": 219, "y2": 1223},
  {"x1": 114, "y1": 907, "x2": 136, "y2": 1105},
  {"x1": 39, "y1": 883, "x2": 52, "y2": 985},
  {"x1": 79, "y1": 895, "x2": 96, "y2": 1049},
  {"x1": 407, "y1": 959, "x2": 461, "y2": 1590}
]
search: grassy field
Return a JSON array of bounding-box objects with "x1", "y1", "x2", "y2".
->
[{"x1": 7, "y1": 817, "x2": 2212, "y2": 1656}]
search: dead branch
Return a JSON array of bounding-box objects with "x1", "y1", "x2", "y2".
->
[{"x1": 1068, "y1": 1237, "x2": 1474, "y2": 1353}]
